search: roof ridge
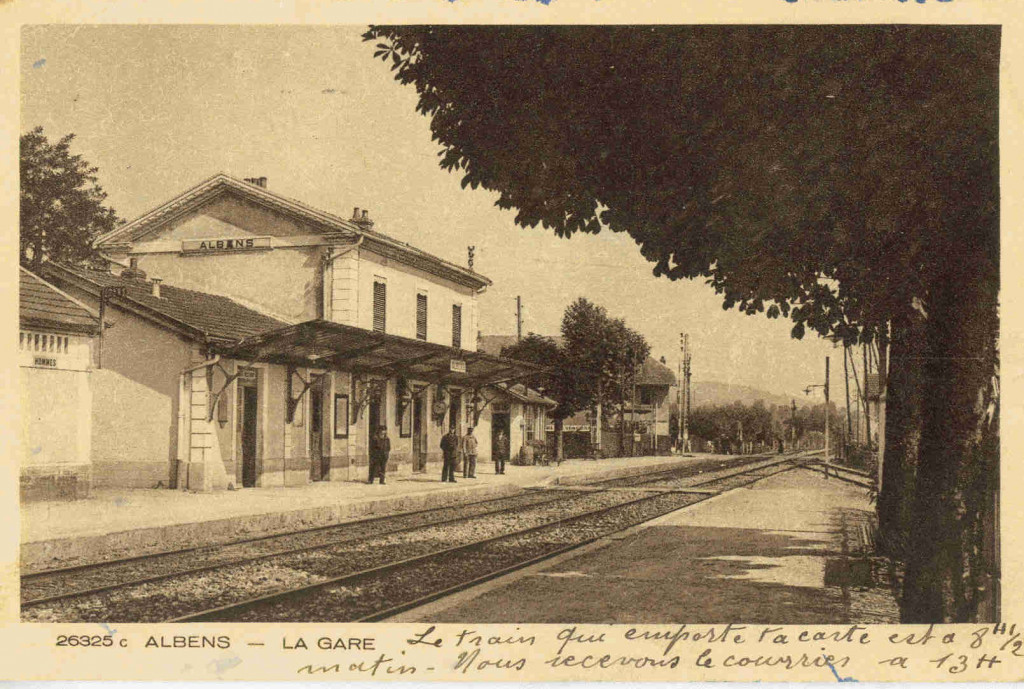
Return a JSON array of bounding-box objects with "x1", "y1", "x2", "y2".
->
[
  {"x1": 20, "y1": 265, "x2": 101, "y2": 321},
  {"x1": 94, "y1": 173, "x2": 490, "y2": 288}
]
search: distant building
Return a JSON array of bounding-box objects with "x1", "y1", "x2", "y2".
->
[
  {"x1": 475, "y1": 335, "x2": 557, "y2": 461},
  {"x1": 42, "y1": 173, "x2": 540, "y2": 491},
  {"x1": 19, "y1": 268, "x2": 99, "y2": 501},
  {"x1": 479, "y1": 335, "x2": 676, "y2": 457}
]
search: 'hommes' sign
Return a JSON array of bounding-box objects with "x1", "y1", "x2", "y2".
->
[{"x1": 181, "y1": 236, "x2": 273, "y2": 253}]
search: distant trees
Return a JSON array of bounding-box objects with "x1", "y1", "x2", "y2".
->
[
  {"x1": 20, "y1": 126, "x2": 120, "y2": 270},
  {"x1": 689, "y1": 400, "x2": 839, "y2": 454}
]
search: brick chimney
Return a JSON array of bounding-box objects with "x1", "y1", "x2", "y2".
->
[
  {"x1": 151, "y1": 278, "x2": 162, "y2": 298},
  {"x1": 352, "y1": 207, "x2": 375, "y2": 232},
  {"x1": 122, "y1": 257, "x2": 148, "y2": 282},
  {"x1": 244, "y1": 176, "x2": 268, "y2": 188}
]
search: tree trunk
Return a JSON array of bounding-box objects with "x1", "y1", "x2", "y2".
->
[
  {"x1": 900, "y1": 262, "x2": 999, "y2": 623},
  {"x1": 876, "y1": 308, "x2": 926, "y2": 560},
  {"x1": 555, "y1": 417, "x2": 564, "y2": 461}
]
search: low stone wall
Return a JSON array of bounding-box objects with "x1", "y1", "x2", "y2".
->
[{"x1": 21, "y1": 464, "x2": 91, "y2": 502}]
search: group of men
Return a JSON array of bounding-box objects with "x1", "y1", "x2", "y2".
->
[{"x1": 367, "y1": 425, "x2": 511, "y2": 485}]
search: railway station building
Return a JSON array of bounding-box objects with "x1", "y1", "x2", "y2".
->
[
  {"x1": 41, "y1": 173, "x2": 545, "y2": 492},
  {"x1": 19, "y1": 267, "x2": 100, "y2": 501}
]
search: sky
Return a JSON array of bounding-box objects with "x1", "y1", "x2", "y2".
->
[{"x1": 20, "y1": 24, "x2": 841, "y2": 400}]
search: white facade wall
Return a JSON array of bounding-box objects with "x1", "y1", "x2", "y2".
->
[
  {"x1": 19, "y1": 330, "x2": 94, "y2": 500},
  {"x1": 353, "y1": 249, "x2": 478, "y2": 350}
]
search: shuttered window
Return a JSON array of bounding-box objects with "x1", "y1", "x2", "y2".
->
[
  {"x1": 416, "y1": 293, "x2": 428, "y2": 341},
  {"x1": 452, "y1": 304, "x2": 462, "y2": 349},
  {"x1": 373, "y1": 281, "x2": 387, "y2": 333}
]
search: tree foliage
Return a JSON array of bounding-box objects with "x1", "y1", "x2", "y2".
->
[
  {"x1": 20, "y1": 126, "x2": 120, "y2": 270},
  {"x1": 499, "y1": 333, "x2": 583, "y2": 421},
  {"x1": 560, "y1": 297, "x2": 649, "y2": 418},
  {"x1": 364, "y1": 25, "x2": 999, "y2": 622},
  {"x1": 363, "y1": 25, "x2": 997, "y2": 345}
]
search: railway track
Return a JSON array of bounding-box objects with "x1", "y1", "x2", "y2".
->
[
  {"x1": 20, "y1": 489, "x2": 583, "y2": 609},
  {"x1": 173, "y1": 457, "x2": 807, "y2": 623},
  {"x1": 22, "y1": 454, "x2": 808, "y2": 623},
  {"x1": 591, "y1": 451, "x2": 802, "y2": 489},
  {"x1": 22, "y1": 452, "x2": 787, "y2": 610}
]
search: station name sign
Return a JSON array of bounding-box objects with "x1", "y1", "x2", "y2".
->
[
  {"x1": 181, "y1": 236, "x2": 273, "y2": 253},
  {"x1": 449, "y1": 359, "x2": 467, "y2": 374}
]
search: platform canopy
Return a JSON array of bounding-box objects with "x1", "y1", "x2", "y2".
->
[{"x1": 220, "y1": 319, "x2": 548, "y2": 388}]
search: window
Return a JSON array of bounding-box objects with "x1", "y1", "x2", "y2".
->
[
  {"x1": 452, "y1": 304, "x2": 462, "y2": 349},
  {"x1": 373, "y1": 281, "x2": 387, "y2": 333},
  {"x1": 416, "y1": 293, "x2": 428, "y2": 341},
  {"x1": 525, "y1": 405, "x2": 536, "y2": 442},
  {"x1": 334, "y1": 394, "x2": 350, "y2": 438}
]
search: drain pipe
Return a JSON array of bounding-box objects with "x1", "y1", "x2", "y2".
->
[{"x1": 178, "y1": 354, "x2": 222, "y2": 490}]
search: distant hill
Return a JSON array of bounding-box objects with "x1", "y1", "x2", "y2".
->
[{"x1": 690, "y1": 381, "x2": 799, "y2": 410}]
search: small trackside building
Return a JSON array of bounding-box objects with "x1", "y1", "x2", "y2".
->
[
  {"x1": 19, "y1": 267, "x2": 100, "y2": 501},
  {"x1": 42, "y1": 173, "x2": 544, "y2": 491}
]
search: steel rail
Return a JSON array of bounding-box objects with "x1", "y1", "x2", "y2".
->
[
  {"x1": 20, "y1": 490, "x2": 580, "y2": 608},
  {"x1": 171, "y1": 458, "x2": 802, "y2": 623},
  {"x1": 23, "y1": 489, "x2": 537, "y2": 580}
]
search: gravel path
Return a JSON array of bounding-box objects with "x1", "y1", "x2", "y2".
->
[{"x1": 213, "y1": 491, "x2": 710, "y2": 622}]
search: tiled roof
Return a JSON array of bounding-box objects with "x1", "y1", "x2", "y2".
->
[
  {"x1": 639, "y1": 357, "x2": 677, "y2": 387},
  {"x1": 479, "y1": 333, "x2": 676, "y2": 386},
  {"x1": 20, "y1": 267, "x2": 99, "y2": 335},
  {"x1": 41, "y1": 263, "x2": 287, "y2": 344},
  {"x1": 498, "y1": 382, "x2": 558, "y2": 408},
  {"x1": 477, "y1": 334, "x2": 519, "y2": 357}
]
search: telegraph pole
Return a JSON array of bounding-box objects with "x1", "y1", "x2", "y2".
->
[
  {"x1": 516, "y1": 296, "x2": 523, "y2": 342},
  {"x1": 684, "y1": 341, "x2": 692, "y2": 452},
  {"x1": 679, "y1": 333, "x2": 692, "y2": 454},
  {"x1": 824, "y1": 355, "x2": 831, "y2": 464},
  {"x1": 676, "y1": 356, "x2": 683, "y2": 452}
]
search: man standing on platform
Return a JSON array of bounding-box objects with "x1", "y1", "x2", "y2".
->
[
  {"x1": 369, "y1": 425, "x2": 390, "y2": 485},
  {"x1": 440, "y1": 426, "x2": 459, "y2": 483},
  {"x1": 462, "y1": 426, "x2": 479, "y2": 479},
  {"x1": 494, "y1": 429, "x2": 508, "y2": 475}
]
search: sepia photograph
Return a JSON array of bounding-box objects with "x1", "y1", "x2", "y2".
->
[{"x1": 14, "y1": 19, "x2": 1000, "y2": 643}]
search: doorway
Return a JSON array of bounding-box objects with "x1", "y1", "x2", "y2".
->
[
  {"x1": 491, "y1": 411, "x2": 511, "y2": 465},
  {"x1": 368, "y1": 390, "x2": 384, "y2": 433},
  {"x1": 449, "y1": 391, "x2": 462, "y2": 432},
  {"x1": 412, "y1": 395, "x2": 427, "y2": 472},
  {"x1": 309, "y1": 375, "x2": 327, "y2": 481},
  {"x1": 237, "y1": 368, "x2": 260, "y2": 488}
]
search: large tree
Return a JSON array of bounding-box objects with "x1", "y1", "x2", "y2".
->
[
  {"x1": 365, "y1": 25, "x2": 999, "y2": 622},
  {"x1": 500, "y1": 333, "x2": 586, "y2": 460},
  {"x1": 20, "y1": 126, "x2": 120, "y2": 270},
  {"x1": 560, "y1": 297, "x2": 650, "y2": 456}
]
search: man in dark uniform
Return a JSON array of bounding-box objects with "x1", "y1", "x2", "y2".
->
[
  {"x1": 494, "y1": 429, "x2": 509, "y2": 475},
  {"x1": 440, "y1": 426, "x2": 459, "y2": 483},
  {"x1": 369, "y1": 425, "x2": 390, "y2": 485}
]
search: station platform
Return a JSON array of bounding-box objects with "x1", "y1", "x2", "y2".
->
[
  {"x1": 20, "y1": 453, "x2": 742, "y2": 572},
  {"x1": 392, "y1": 465, "x2": 898, "y2": 625}
]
